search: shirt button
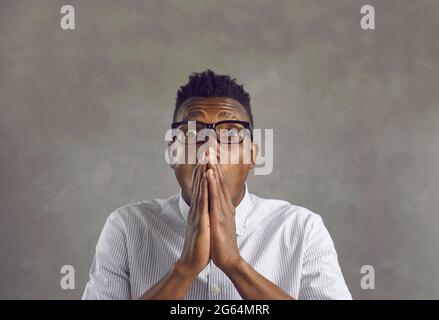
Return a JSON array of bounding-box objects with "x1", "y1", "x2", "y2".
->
[{"x1": 212, "y1": 285, "x2": 221, "y2": 294}]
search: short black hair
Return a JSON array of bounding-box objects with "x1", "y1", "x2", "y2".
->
[{"x1": 174, "y1": 69, "x2": 253, "y2": 125}]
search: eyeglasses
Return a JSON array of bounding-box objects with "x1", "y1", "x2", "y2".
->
[{"x1": 171, "y1": 120, "x2": 253, "y2": 145}]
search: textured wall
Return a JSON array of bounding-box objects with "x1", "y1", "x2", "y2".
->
[{"x1": 1, "y1": 0, "x2": 438, "y2": 299}]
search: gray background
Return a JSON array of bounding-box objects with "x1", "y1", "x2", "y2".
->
[{"x1": 1, "y1": 0, "x2": 438, "y2": 299}]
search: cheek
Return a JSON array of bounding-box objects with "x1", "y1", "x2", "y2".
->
[
  {"x1": 222, "y1": 165, "x2": 249, "y2": 189},
  {"x1": 218, "y1": 144, "x2": 252, "y2": 165},
  {"x1": 174, "y1": 165, "x2": 194, "y2": 189}
]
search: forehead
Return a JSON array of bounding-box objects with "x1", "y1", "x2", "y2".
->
[{"x1": 176, "y1": 97, "x2": 249, "y2": 121}]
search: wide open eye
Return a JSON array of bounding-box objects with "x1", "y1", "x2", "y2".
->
[
  {"x1": 218, "y1": 127, "x2": 245, "y2": 144},
  {"x1": 228, "y1": 128, "x2": 239, "y2": 137}
]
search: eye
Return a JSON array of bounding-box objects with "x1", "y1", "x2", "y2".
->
[{"x1": 228, "y1": 129, "x2": 239, "y2": 137}]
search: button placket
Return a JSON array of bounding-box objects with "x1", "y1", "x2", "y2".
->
[
  {"x1": 208, "y1": 262, "x2": 222, "y2": 299},
  {"x1": 212, "y1": 284, "x2": 221, "y2": 294}
]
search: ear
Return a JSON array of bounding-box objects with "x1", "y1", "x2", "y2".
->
[
  {"x1": 166, "y1": 141, "x2": 177, "y2": 169},
  {"x1": 250, "y1": 142, "x2": 259, "y2": 169}
]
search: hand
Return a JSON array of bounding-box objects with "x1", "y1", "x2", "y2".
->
[
  {"x1": 177, "y1": 159, "x2": 210, "y2": 277},
  {"x1": 206, "y1": 148, "x2": 243, "y2": 273}
]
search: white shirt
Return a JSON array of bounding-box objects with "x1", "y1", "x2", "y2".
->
[{"x1": 82, "y1": 185, "x2": 351, "y2": 300}]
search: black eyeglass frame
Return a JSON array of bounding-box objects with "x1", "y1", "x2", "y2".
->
[{"x1": 171, "y1": 120, "x2": 253, "y2": 144}]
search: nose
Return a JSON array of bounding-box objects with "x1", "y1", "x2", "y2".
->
[{"x1": 204, "y1": 135, "x2": 220, "y2": 161}]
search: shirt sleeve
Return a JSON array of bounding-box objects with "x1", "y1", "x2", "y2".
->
[
  {"x1": 298, "y1": 214, "x2": 352, "y2": 300},
  {"x1": 82, "y1": 211, "x2": 131, "y2": 300}
]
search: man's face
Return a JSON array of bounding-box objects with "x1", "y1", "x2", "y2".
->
[{"x1": 172, "y1": 96, "x2": 256, "y2": 207}]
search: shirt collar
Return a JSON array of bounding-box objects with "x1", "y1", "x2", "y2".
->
[{"x1": 178, "y1": 183, "x2": 251, "y2": 236}]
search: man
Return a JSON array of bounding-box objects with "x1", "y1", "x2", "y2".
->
[{"x1": 82, "y1": 69, "x2": 351, "y2": 300}]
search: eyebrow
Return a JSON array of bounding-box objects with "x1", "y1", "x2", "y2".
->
[
  {"x1": 185, "y1": 110, "x2": 206, "y2": 119},
  {"x1": 180, "y1": 106, "x2": 244, "y2": 122},
  {"x1": 218, "y1": 111, "x2": 237, "y2": 119},
  {"x1": 183, "y1": 111, "x2": 239, "y2": 122}
]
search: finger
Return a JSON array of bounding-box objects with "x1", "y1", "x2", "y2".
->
[
  {"x1": 191, "y1": 165, "x2": 201, "y2": 200},
  {"x1": 217, "y1": 163, "x2": 234, "y2": 212},
  {"x1": 193, "y1": 159, "x2": 207, "y2": 191},
  {"x1": 216, "y1": 167, "x2": 233, "y2": 214},
  {"x1": 190, "y1": 164, "x2": 200, "y2": 196},
  {"x1": 217, "y1": 163, "x2": 229, "y2": 192},
  {"x1": 207, "y1": 148, "x2": 233, "y2": 212},
  {"x1": 188, "y1": 165, "x2": 203, "y2": 222},
  {"x1": 206, "y1": 168, "x2": 221, "y2": 215},
  {"x1": 192, "y1": 162, "x2": 208, "y2": 206},
  {"x1": 206, "y1": 156, "x2": 232, "y2": 212},
  {"x1": 206, "y1": 149, "x2": 224, "y2": 192},
  {"x1": 207, "y1": 146, "x2": 218, "y2": 165},
  {"x1": 199, "y1": 172, "x2": 208, "y2": 212},
  {"x1": 198, "y1": 173, "x2": 209, "y2": 228},
  {"x1": 200, "y1": 147, "x2": 209, "y2": 165},
  {"x1": 207, "y1": 153, "x2": 228, "y2": 191},
  {"x1": 196, "y1": 150, "x2": 208, "y2": 187}
]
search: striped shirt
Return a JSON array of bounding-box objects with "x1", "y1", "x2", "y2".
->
[{"x1": 82, "y1": 185, "x2": 352, "y2": 300}]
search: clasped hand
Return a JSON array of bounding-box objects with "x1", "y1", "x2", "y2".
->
[{"x1": 178, "y1": 147, "x2": 242, "y2": 276}]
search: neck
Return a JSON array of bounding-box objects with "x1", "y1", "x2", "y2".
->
[
  {"x1": 182, "y1": 184, "x2": 246, "y2": 208},
  {"x1": 182, "y1": 191, "x2": 191, "y2": 207},
  {"x1": 232, "y1": 184, "x2": 246, "y2": 208}
]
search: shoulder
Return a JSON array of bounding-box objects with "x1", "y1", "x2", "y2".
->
[
  {"x1": 104, "y1": 194, "x2": 181, "y2": 231},
  {"x1": 248, "y1": 193, "x2": 326, "y2": 238},
  {"x1": 249, "y1": 193, "x2": 322, "y2": 224}
]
